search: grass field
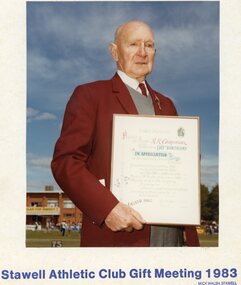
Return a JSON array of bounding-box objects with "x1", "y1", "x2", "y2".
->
[
  {"x1": 198, "y1": 234, "x2": 218, "y2": 247},
  {"x1": 26, "y1": 230, "x2": 81, "y2": 247},
  {"x1": 26, "y1": 230, "x2": 218, "y2": 247}
]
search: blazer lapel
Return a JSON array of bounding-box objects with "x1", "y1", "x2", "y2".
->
[{"x1": 111, "y1": 73, "x2": 138, "y2": 114}]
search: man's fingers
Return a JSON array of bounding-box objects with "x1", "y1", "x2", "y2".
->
[
  {"x1": 105, "y1": 202, "x2": 145, "y2": 232},
  {"x1": 131, "y1": 217, "x2": 144, "y2": 231},
  {"x1": 131, "y1": 209, "x2": 146, "y2": 224},
  {"x1": 122, "y1": 226, "x2": 133, "y2": 232}
]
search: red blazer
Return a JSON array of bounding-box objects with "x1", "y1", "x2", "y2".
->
[{"x1": 51, "y1": 73, "x2": 200, "y2": 247}]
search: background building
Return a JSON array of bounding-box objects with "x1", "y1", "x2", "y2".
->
[{"x1": 26, "y1": 186, "x2": 82, "y2": 229}]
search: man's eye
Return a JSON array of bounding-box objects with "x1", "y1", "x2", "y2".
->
[
  {"x1": 146, "y1": 43, "x2": 154, "y2": 48},
  {"x1": 130, "y1": 43, "x2": 137, "y2": 46}
]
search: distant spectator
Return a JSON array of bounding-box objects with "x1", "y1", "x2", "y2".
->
[
  {"x1": 205, "y1": 225, "x2": 212, "y2": 235},
  {"x1": 46, "y1": 220, "x2": 50, "y2": 232},
  {"x1": 61, "y1": 221, "x2": 67, "y2": 236},
  {"x1": 35, "y1": 221, "x2": 38, "y2": 231}
]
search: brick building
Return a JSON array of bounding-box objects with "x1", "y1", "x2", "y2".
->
[{"x1": 26, "y1": 186, "x2": 82, "y2": 228}]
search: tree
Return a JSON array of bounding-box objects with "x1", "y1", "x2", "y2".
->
[
  {"x1": 208, "y1": 184, "x2": 219, "y2": 222},
  {"x1": 200, "y1": 184, "x2": 219, "y2": 222},
  {"x1": 201, "y1": 184, "x2": 212, "y2": 220}
]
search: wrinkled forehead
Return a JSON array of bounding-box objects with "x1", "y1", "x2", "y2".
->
[{"x1": 117, "y1": 23, "x2": 155, "y2": 43}]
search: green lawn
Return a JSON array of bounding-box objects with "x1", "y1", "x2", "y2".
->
[
  {"x1": 198, "y1": 234, "x2": 218, "y2": 247},
  {"x1": 26, "y1": 230, "x2": 80, "y2": 247},
  {"x1": 26, "y1": 230, "x2": 218, "y2": 247}
]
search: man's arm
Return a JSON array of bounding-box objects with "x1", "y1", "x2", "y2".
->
[
  {"x1": 51, "y1": 85, "x2": 119, "y2": 225},
  {"x1": 51, "y1": 85, "x2": 145, "y2": 231}
]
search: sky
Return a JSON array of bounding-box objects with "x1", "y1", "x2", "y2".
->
[{"x1": 27, "y1": 1, "x2": 219, "y2": 192}]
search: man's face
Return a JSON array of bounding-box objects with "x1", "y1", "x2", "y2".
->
[{"x1": 110, "y1": 22, "x2": 156, "y2": 82}]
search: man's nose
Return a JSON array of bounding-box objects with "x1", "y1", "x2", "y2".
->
[{"x1": 137, "y1": 43, "x2": 147, "y2": 56}]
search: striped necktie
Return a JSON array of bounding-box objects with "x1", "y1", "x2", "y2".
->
[{"x1": 138, "y1": 83, "x2": 148, "y2": 97}]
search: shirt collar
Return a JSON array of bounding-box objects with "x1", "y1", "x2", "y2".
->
[{"x1": 117, "y1": 70, "x2": 149, "y2": 96}]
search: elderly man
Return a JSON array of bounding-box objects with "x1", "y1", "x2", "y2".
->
[{"x1": 51, "y1": 21, "x2": 199, "y2": 247}]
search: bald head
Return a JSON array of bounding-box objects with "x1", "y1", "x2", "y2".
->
[
  {"x1": 109, "y1": 21, "x2": 156, "y2": 82},
  {"x1": 114, "y1": 21, "x2": 155, "y2": 44}
]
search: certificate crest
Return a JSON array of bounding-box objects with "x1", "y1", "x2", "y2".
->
[{"x1": 178, "y1": 127, "x2": 185, "y2": 137}]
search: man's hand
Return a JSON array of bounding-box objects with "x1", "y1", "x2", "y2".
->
[{"x1": 105, "y1": 202, "x2": 146, "y2": 232}]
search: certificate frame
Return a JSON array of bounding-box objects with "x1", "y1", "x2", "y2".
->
[{"x1": 110, "y1": 114, "x2": 201, "y2": 226}]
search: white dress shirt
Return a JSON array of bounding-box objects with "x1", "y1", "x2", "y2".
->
[{"x1": 117, "y1": 70, "x2": 149, "y2": 96}]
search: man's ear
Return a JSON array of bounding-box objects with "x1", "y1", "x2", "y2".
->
[{"x1": 109, "y1": 42, "x2": 118, "y2": 62}]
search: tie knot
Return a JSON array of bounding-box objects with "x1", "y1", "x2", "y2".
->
[{"x1": 138, "y1": 83, "x2": 148, "y2": 97}]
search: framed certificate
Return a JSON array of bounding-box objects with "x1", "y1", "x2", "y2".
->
[{"x1": 110, "y1": 115, "x2": 201, "y2": 225}]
